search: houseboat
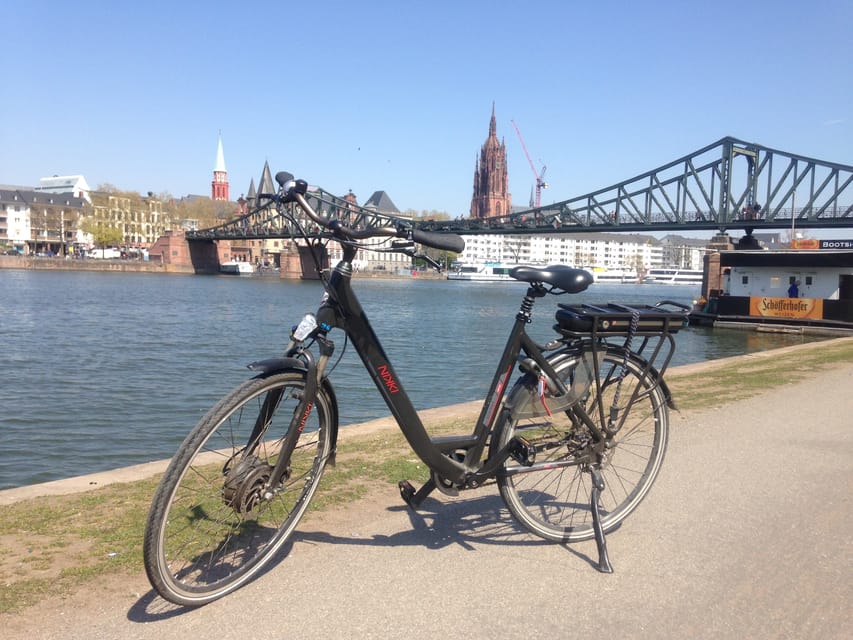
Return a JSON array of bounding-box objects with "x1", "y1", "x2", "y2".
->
[{"x1": 690, "y1": 249, "x2": 853, "y2": 333}]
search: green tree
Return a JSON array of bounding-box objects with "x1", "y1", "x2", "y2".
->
[
  {"x1": 79, "y1": 219, "x2": 123, "y2": 256},
  {"x1": 404, "y1": 208, "x2": 452, "y2": 221},
  {"x1": 169, "y1": 197, "x2": 234, "y2": 229}
]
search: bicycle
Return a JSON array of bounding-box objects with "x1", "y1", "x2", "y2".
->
[{"x1": 143, "y1": 173, "x2": 689, "y2": 606}]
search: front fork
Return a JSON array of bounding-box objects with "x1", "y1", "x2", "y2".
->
[
  {"x1": 271, "y1": 335, "x2": 335, "y2": 487},
  {"x1": 240, "y1": 335, "x2": 334, "y2": 499}
]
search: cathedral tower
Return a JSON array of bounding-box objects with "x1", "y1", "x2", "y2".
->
[
  {"x1": 212, "y1": 133, "x2": 229, "y2": 201},
  {"x1": 470, "y1": 104, "x2": 511, "y2": 218}
]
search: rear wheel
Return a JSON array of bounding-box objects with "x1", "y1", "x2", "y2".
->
[
  {"x1": 495, "y1": 348, "x2": 668, "y2": 542},
  {"x1": 143, "y1": 371, "x2": 334, "y2": 606}
]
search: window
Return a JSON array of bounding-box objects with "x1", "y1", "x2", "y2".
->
[
  {"x1": 742, "y1": 275, "x2": 749, "y2": 284},
  {"x1": 805, "y1": 276, "x2": 813, "y2": 285}
]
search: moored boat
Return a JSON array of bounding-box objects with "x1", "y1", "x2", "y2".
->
[
  {"x1": 447, "y1": 261, "x2": 527, "y2": 282},
  {"x1": 220, "y1": 260, "x2": 255, "y2": 276},
  {"x1": 644, "y1": 267, "x2": 703, "y2": 285},
  {"x1": 584, "y1": 266, "x2": 639, "y2": 284}
]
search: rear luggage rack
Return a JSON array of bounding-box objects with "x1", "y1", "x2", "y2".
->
[
  {"x1": 554, "y1": 301, "x2": 690, "y2": 384},
  {"x1": 554, "y1": 301, "x2": 689, "y2": 337}
]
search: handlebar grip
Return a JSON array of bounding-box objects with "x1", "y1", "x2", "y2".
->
[{"x1": 411, "y1": 229, "x2": 465, "y2": 253}]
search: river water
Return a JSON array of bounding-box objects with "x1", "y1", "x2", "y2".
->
[{"x1": 0, "y1": 269, "x2": 820, "y2": 490}]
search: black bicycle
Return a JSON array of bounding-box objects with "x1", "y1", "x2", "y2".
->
[{"x1": 143, "y1": 174, "x2": 689, "y2": 606}]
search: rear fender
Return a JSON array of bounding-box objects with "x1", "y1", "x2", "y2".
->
[{"x1": 504, "y1": 348, "x2": 676, "y2": 422}]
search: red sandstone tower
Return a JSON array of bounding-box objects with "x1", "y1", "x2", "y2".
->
[
  {"x1": 212, "y1": 133, "x2": 229, "y2": 201},
  {"x1": 470, "y1": 104, "x2": 511, "y2": 219}
]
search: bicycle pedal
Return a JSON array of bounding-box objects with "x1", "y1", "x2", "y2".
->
[
  {"x1": 508, "y1": 436, "x2": 536, "y2": 466},
  {"x1": 398, "y1": 480, "x2": 416, "y2": 505},
  {"x1": 398, "y1": 478, "x2": 436, "y2": 509}
]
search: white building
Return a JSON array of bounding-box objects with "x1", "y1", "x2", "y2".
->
[
  {"x1": 0, "y1": 189, "x2": 32, "y2": 249},
  {"x1": 0, "y1": 187, "x2": 87, "y2": 254},
  {"x1": 36, "y1": 175, "x2": 91, "y2": 203},
  {"x1": 457, "y1": 232, "x2": 664, "y2": 272}
]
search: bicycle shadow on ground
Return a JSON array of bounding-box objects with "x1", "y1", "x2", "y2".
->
[
  {"x1": 301, "y1": 492, "x2": 547, "y2": 550},
  {"x1": 128, "y1": 491, "x2": 613, "y2": 623},
  {"x1": 296, "y1": 491, "x2": 617, "y2": 560}
]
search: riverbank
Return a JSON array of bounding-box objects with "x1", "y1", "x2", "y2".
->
[
  {"x1": 0, "y1": 254, "x2": 193, "y2": 274},
  {"x1": 0, "y1": 254, "x2": 444, "y2": 279}
]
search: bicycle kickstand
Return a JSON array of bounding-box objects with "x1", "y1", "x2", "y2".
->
[
  {"x1": 589, "y1": 466, "x2": 614, "y2": 573},
  {"x1": 398, "y1": 478, "x2": 436, "y2": 509}
]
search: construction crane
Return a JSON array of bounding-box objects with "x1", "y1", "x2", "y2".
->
[{"x1": 511, "y1": 119, "x2": 548, "y2": 208}]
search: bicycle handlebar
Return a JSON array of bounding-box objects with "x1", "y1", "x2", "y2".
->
[{"x1": 272, "y1": 172, "x2": 465, "y2": 254}]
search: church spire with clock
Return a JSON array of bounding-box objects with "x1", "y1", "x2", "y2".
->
[{"x1": 212, "y1": 133, "x2": 230, "y2": 201}]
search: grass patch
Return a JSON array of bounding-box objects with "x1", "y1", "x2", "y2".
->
[
  {"x1": 667, "y1": 338, "x2": 853, "y2": 411},
  {"x1": 2, "y1": 338, "x2": 852, "y2": 614}
]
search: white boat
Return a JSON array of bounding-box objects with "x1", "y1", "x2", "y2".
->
[
  {"x1": 220, "y1": 260, "x2": 255, "y2": 276},
  {"x1": 584, "y1": 266, "x2": 639, "y2": 284},
  {"x1": 644, "y1": 267, "x2": 703, "y2": 285},
  {"x1": 447, "y1": 261, "x2": 526, "y2": 282}
]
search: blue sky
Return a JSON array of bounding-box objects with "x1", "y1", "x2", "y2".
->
[{"x1": 3, "y1": 0, "x2": 851, "y2": 223}]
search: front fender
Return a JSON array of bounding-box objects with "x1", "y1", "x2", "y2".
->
[{"x1": 247, "y1": 356, "x2": 307, "y2": 375}]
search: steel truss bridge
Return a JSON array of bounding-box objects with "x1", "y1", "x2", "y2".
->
[{"x1": 187, "y1": 136, "x2": 853, "y2": 243}]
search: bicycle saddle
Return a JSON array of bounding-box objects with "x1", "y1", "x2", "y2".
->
[{"x1": 509, "y1": 265, "x2": 594, "y2": 293}]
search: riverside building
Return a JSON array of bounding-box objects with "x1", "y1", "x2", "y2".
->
[{"x1": 457, "y1": 232, "x2": 667, "y2": 273}]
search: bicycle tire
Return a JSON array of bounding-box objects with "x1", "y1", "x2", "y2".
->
[
  {"x1": 494, "y1": 347, "x2": 669, "y2": 542},
  {"x1": 143, "y1": 371, "x2": 335, "y2": 606}
]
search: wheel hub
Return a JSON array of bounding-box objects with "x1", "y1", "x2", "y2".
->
[{"x1": 222, "y1": 456, "x2": 273, "y2": 515}]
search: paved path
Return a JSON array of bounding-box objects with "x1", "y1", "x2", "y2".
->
[{"x1": 5, "y1": 362, "x2": 852, "y2": 639}]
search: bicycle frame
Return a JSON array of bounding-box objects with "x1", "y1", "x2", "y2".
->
[{"x1": 305, "y1": 239, "x2": 565, "y2": 488}]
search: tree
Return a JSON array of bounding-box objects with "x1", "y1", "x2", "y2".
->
[
  {"x1": 404, "y1": 208, "x2": 452, "y2": 221},
  {"x1": 79, "y1": 219, "x2": 123, "y2": 256},
  {"x1": 169, "y1": 197, "x2": 234, "y2": 229}
]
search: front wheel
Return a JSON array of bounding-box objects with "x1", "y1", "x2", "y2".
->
[
  {"x1": 494, "y1": 348, "x2": 669, "y2": 542},
  {"x1": 143, "y1": 371, "x2": 335, "y2": 606}
]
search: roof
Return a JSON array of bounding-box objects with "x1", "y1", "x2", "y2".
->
[
  {"x1": 0, "y1": 188, "x2": 86, "y2": 208},
  {"x1": 37, "y1": 175, "x2": 90, "y2": 192},
  {"x1": 721, "y1": 250, "x2": 853, "y2": 268},
  {"x1": 214, "y1": 135, "x2": 226, "y2": 172},
  {"x1": 257, "y1": 161, "x2": 275, "y2": 197},
  {"x1": 659, "y1": 234, "x2": 709, "y2": 247},
  {"x1": 362, "y1": 191, "x2": 400, "y2": 213}
]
